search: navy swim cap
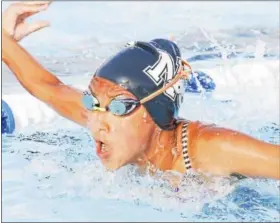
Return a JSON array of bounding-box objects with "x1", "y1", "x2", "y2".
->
[{"x1": 95, "y1": 39, "x2": 185, "y2": 130}]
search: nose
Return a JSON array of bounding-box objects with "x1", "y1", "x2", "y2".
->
[{"x1": 88, "y1": 112, "x2": 110, "y2": 138}]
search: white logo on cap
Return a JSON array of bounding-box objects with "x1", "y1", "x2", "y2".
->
[{"x1": 143, "y1": 49, "x2": 181, "y2": 101}]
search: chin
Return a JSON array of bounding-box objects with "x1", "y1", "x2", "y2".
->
[{"x1": 102, "y1": 159, "x2": 125, "y2": 171}]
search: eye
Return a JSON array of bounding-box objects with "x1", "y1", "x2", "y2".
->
[
  {"x1": 109, "y1": 100, "x2": 127, "y2": 115},
  {"x1": 109, "y1": 99, "x2": 139, "y2": 116},
  {"x1": 123, "y1": 100, "x2": 138, "y2": 114},
  {"x1": 82, "y1": 92, "x2": 99, "y2": 110}
]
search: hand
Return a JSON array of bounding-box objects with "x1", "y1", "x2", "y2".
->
[{"x1": 2, "y1": 1, "x2": 51, "y2": 41}]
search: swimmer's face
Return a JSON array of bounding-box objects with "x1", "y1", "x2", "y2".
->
[{"x1": 87, "y1": 77, "x2": 157, "y2": 170}]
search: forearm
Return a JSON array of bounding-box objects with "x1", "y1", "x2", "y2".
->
[{"x1": 2, "y1": 30, "x2": 62, "y2": 100}]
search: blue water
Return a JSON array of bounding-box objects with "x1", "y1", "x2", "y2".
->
[{"x1": 2, "y1": 1, "x2": 280, "y2": 222}]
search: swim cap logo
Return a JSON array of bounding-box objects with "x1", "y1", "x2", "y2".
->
[{"x1": 143, "y1": 50, "x2": 181, "y2": 101}]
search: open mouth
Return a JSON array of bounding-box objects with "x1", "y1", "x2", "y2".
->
[
  {"x1": 96, "y1": 141, "x2": 111, "y2": 160},
  {"x1": 101, "y1": 142, "x2": 109, "y2": 153}
]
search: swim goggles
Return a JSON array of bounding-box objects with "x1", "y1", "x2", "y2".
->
[{"x1": 82, "y1": 59, "x2": 192, "y2": 116}]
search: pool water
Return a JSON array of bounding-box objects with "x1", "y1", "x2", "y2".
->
[{"x1": 2, "y1": 1, "x2": 280, "y2": 222}]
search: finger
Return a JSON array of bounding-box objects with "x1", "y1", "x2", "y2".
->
[
  {"x1": 26, "y1": 21, "x2": 50, "y2": 34},
  {"x1": 22, "y1": 4, "x2": 49, "y2": 13},
  {"x1": 24, "y1": 1, "x2": 53, "y2": 8},
  {"x1": 14, "y1": 3, "x2": 50, "y2": 15},
  {"x1": 18, "y1": 1, "x2": 52, "y2": 20},
  {"x1": 22, "y1": 1, "x2": 51, "y2": 6},
  {"x1": 7, "y1": 2, "x2": 49, "y2": 17},
  {"x1": 19, "y1": 10, "x2": 42, "y2": 21},
  {"x1": 11, "y1": 1, "x2": 50, "y2": 10}
]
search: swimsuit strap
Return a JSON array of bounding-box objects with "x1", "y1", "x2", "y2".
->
[{"x1": 181, "y1": 121, "x2": 191, "y2": 171}]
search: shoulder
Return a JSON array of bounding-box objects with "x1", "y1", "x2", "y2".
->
[
  {"x1": 187, "y1": 121, "x2": 235, "y2": 144},
  {"x1": 176, "y1": 120, "x2": 218, "y2": 145},
  {"x1": 175, "y1": 120, "x2": 212, "y2": 147},
  {"x1": 173, "y1": 120, "x2": 208, "y2": 172},
  {"x1": 174, "y1": 120, "x2": 229, "y2": 169},
  {"x1": 176, "y1": 120, "x2": 226, "y2": 170}
]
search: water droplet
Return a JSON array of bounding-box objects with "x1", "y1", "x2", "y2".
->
[{"x1": 171, "y1": 147, "x2": 178, "y2": 156}]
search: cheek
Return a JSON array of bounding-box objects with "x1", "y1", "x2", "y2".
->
[
  {"x1": 86, "y1": 117, "x2": 94, "y2": 131},
  {"x1": 86, "y1": 108, "x2": 155, "y2": 156},
  {"x1": 109, "y1": 118, "x2": 140, "y2": 146},
  {"x1": 111, "y1": 110, "x2": 155, "y2": 151}
]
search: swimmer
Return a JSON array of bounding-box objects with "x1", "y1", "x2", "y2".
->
[{"x1": 2, "y1": 2, "x2": 279, "y2": 180}]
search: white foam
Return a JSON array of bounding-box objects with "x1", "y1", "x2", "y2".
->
[
  {"x1": 2, "y1": 94, "x2": 58, "y2": 131},
  {"x1": 180, "y1": 59, "x2": 279, "y2": 129}
]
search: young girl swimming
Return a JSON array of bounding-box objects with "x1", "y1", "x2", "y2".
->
[{"x1": 2, "y1": 2, "x2": 279, "y2": 180}]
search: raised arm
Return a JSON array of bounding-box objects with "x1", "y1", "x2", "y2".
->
[
  {"x1": 2, "y1": 2, "x2": 88, "y2": 127},
  {"x1": 188, "y1": 122, "x2": 280, "y2": 179}
]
